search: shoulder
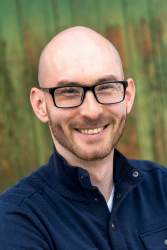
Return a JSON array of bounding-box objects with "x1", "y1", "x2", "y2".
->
[
  {"x1": 129, "y1": 159, "x2": 167, "y2": 192},
  {"x1": 0, "y1": 164, "x2": 48, "y2": 207},
  {"x1": 129, "y1": 159, "x2": 167, "y2": 173},
  {"x1": 0, "y1": 165, "x2": 52, "y2": 249}
]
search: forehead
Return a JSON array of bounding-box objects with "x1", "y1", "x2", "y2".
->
[{"x1": 43, "y1": 38, "x2": 123, "y2": 87}]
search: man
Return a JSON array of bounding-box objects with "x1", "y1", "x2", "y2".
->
[{"x1": 0, "y1": 26, "x2": 167, "y2": 250}]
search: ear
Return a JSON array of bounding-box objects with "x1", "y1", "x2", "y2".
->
[
  {"x1": 30, "y1": 87, "x2": 49, "y2": 123},
  {"x1": 125, "y1": 78, "x2": 135, "y2": 114}
]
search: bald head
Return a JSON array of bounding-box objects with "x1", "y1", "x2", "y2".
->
[
  {"x1": 31, "y1": 26, "x2": 135, "y2": 164},
  {"x1": 38, "y1": 26, "x2": 124, "y2": 87}
]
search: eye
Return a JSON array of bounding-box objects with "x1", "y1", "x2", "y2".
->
[
  {"x1": 96, "y1": 83, "x2": 120, "y2": 91},
  {"x1": 62, "y1": 88, "x2": 79, "y2": 94},
  {"x1": 55, "y1": 87, "x2": 82, "y2": 96},
  {"x1": 100, "y1": 85, "x2": 114, "y2": 90}
]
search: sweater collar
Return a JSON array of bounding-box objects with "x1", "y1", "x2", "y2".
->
[{"x1": 39, "y1": 145, "x2": 144, "y2": 201}]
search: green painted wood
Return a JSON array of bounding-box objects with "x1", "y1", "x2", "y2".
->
[
  {"x1": 0, "y1": 0, "x2": 54, "y2": 192},
  {"x1": 70, "y1": 0, "x2": 98, "y2": 30},
  {"x1": 149, "y1": 0, "x2": 167, "y2": 164},
  {"x1": 122, "y1": 0, "x2": 167, "y2": 164},
  {"x1": 121, "y1": 0, "x2": 156, "y2": 161},
  {"x1": 17, "y1": 0, "x2": 53, "y2": 165},
  {"x1": 0, "y1": 0, "x2": 27, "y2": 190},
  {"x1": 1, "y1": 0, "x2": 167, "y2": 193},
  {"x1": 56, "y1": 0, "x2": 73, "y2": 30}
]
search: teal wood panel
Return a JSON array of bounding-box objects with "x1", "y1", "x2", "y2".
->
[
  {"x1": 148, "y1": 0, "x2": 167, "y2": 164},
  {"x1": 122, "y1": 0, "x2": 156, "y2": 161},
  {"x1": 71, "y1": 0, "x2": 99, "y2": 31},
  {"x1": 56, "y1": 0, "x2": 73, "y2": 31},
  {"x1": 16, "y1": 0, "x2": 54, "y2": 165},
  {"x1": 0, "y1": 0, "x2": 28, "y2": 190},
  {"x1": 122, "y1": 0, "x2": 167, "y2": 164},
  {"x1": 0, "y1": 0, "x2": 53, "y2": 192}
]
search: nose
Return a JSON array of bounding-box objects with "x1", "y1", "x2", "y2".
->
[{"x1": 79, "y1": 91, "x2": 103, "y2": 119}]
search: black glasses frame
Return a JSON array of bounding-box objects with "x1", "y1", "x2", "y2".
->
[{"x1": 40, "y1": 81, "x2": 128, "y2": 108}]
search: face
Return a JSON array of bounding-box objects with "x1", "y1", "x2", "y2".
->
[{"x1": 43, "y1": 40, "x2": 129, "y2": 163}]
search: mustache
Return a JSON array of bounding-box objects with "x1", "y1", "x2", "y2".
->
[{"x1": 69, "y1": 115, "x2": 116, "y2": 129}]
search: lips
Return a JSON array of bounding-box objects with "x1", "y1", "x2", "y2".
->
[{"x1": 78, "y1": 126, "x2": 105, "y2": 135}]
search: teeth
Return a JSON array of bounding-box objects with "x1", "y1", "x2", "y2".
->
[
  {"x1": 79, "y1": 127, "x2": 105, "y2": 135},
  {"x1": 97, "y1": 127, "x2": 102, "y2": 132}
]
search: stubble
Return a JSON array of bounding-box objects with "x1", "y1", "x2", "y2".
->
[{"x1": 47, "y1": 107, "x2": 127, "y2": 162}]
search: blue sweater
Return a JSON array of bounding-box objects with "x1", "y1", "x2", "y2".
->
[{"x1": 0, "y1": 147, "x2": 167, "y2": 250}]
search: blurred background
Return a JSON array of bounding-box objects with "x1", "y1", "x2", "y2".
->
[{"x1": 1, "y1": 0, "x2": 167, "y2": 193}]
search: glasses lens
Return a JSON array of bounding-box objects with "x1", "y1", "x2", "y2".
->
[
  {"x1": 54, "y1": 86, "x2": 83, "y2": 107},
  {"x1": 95, "y1": 82, "x2": 124, "y2": 104}
]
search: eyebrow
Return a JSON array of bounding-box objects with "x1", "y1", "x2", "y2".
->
[
  {"x1": 56, "y1": 81, "x2": 80, "y2": 87},
  {"x1": 56, "y1": 74, "x2": 120, "y2": 87},
  {"x1": 95, "y1": 75, "x2": 119, "y2": 84}
]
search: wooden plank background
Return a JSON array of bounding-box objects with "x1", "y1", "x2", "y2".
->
[{"x1": 0, "y1": 0, "x2": 167, "y2": 193}]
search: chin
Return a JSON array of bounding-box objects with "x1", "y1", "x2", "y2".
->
[{"x1": 71, "y1": 147, "x2": 113, "y2": 162}]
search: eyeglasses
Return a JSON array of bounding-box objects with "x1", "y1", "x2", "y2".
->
[{"x1": 40, "y1": 81, "x2": 128, "y2": 108}]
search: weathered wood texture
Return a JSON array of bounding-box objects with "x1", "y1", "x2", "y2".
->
[{"x1": 0, "y1": 0, "x2": 167, "y2": 193}]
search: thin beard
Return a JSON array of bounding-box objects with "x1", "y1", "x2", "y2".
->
[{"x1": 47, "y1": 105, "x2": 127, "y2": 161}]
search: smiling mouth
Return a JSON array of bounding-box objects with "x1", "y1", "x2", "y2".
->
[{"x1": 77, "y1": 126, "x2": 106, "y2": 135}]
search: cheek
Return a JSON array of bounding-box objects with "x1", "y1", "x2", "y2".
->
[
  {"x1": 108, "y1": 102, "x2": 126, "y2": 119},
  {"x1": 51, "y1": 109, "x2": 77, "y2": 126}
]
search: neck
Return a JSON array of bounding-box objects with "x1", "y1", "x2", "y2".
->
[
  {"x1": 55, "y1": 143, "x2": 114, "y2": 202},
  {"x1": 81, "y1": 151, "x2": 114, "y2": 202},
  {"x1": 88, "y1": 159, "x2": 114, "y2": 202}
]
